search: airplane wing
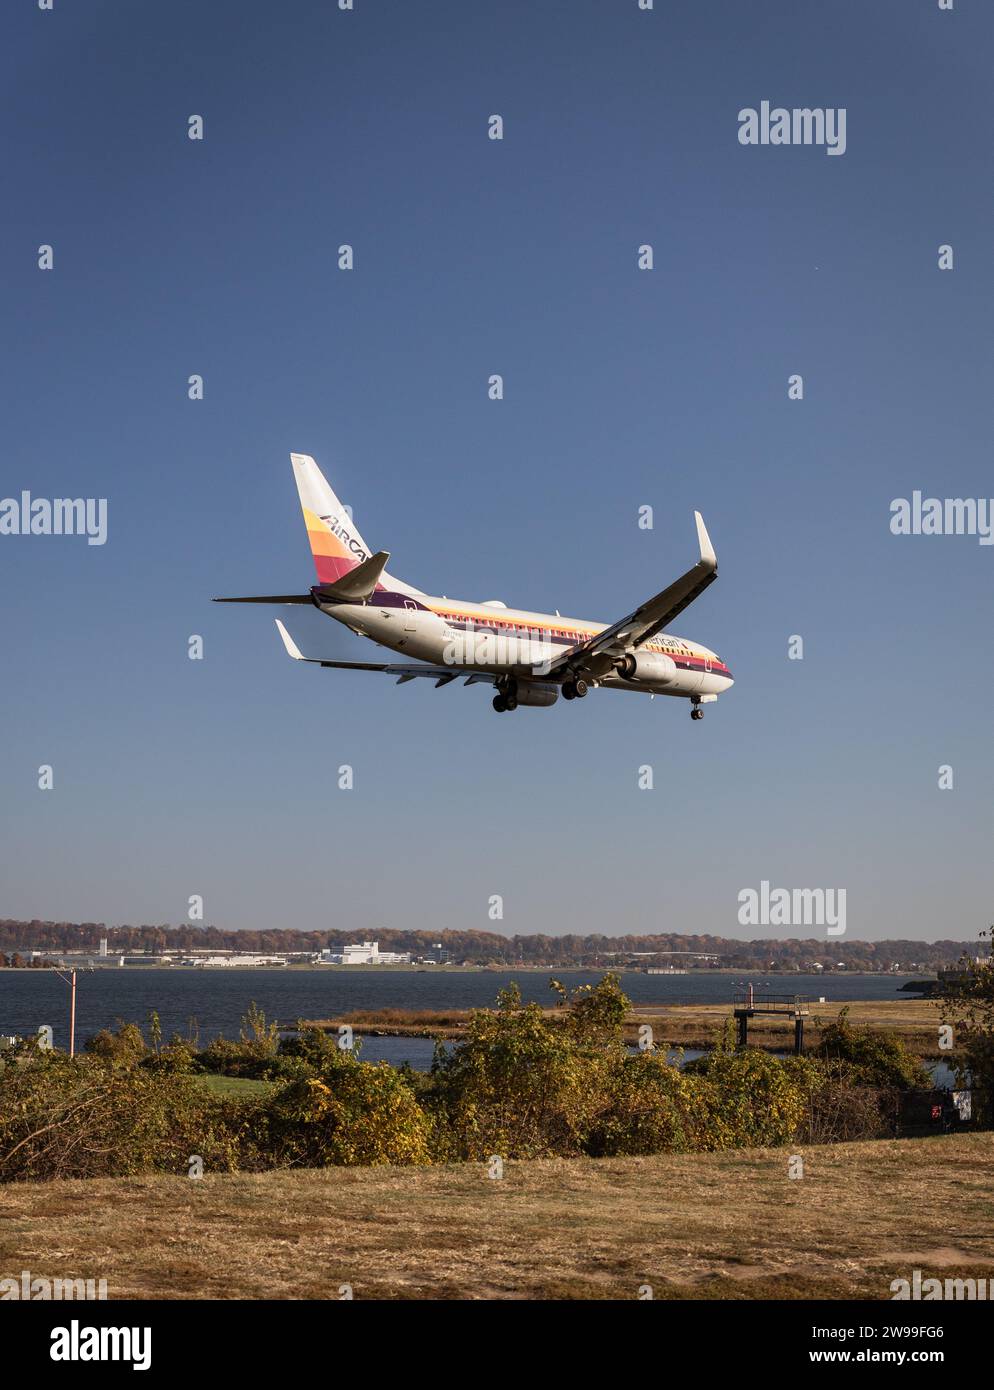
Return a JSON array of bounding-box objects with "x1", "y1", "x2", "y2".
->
[
  {"x1": 548, "y1": 512, "x2": 718, "y2": 680},
  {"x1": 274, "y1": 620, "x2": 494, "y2": 687}
]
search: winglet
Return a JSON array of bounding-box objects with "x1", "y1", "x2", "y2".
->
[
  {"x1": 694, "y1": 512, "x2": 717, "y2": 571},
  {"x1": 274, "y1": 619, "x2": 304, "y2": 661}
]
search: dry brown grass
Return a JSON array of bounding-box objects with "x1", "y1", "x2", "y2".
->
[
  {"x1": 0, "y1": 1133, "x2": 990, "y2": 1300},
  {"x1": 634, "y1": 996, "x2": 947, "y2": 1055},
  {"x1": 642, "y1": 996, "x2": 937, "y2": 1026},
  {"x1": 302, "y1": 997, "x2": 948, "y2": 1056}
]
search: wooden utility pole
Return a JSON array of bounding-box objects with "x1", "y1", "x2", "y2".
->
[
  {"x1": 51, "y1": 966, "x2": 87, "y2": 1057},
  {"x1": 69, "y1": 969, "x2": 77, "y2": 1057}
]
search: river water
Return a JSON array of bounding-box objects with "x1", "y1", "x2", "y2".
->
[{"x1": 0, "y1": 967, "x2": 929, "y2": 1055}]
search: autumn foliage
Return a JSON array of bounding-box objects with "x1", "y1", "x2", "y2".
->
[{"x1": 0, "y1": 975, "x2": 956, "y2": 1181}]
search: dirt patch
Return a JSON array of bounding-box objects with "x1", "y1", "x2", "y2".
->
[{"x1": 875, "y1": 1247, "x2": 990, "y2": 1267}]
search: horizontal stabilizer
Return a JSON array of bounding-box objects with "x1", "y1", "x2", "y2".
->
[
  {"x1": 214, "y1": 550, "x2": 389, "y2": 607},
  {"x1": 313, "y1": 550, "x2": 390, "y2": 603},
  {"x1": 213, "y1": 594, "x2": 314, "y2": 604}
]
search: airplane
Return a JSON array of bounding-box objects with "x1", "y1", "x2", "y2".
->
[{"x1": 214, "y1": 453, "x2": 734, "y2": 718}]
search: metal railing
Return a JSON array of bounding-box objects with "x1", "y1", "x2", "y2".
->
[{"x1": 732, "y1": 991, "x2": 809, "y2": 1013}]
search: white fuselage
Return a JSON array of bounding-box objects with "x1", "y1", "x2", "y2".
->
[{"x1": 318, "y1": 591, "x2": 734, "y2": 698}]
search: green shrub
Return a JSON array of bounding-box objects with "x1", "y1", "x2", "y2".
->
[
  {"x1": 277, "y1": 1026, "x2": 347, "y2": 1070},
  {"x1": 83, "y1": 1022, "x2": 147, "y2": 1065},
  {"x1": 265, "y1": 1052, "x2": 432, "y2": 1167},
  {"x1": 588, "y1": 1052, "x2": 697, "y2": 1156},
  {"x1": 0, "y1": 1052, "x2": 263, "y2": 1182},
  {"x1": 683, "y1": 1047, "x2": 809, "y2": 1149},
  {"x1": 813, "y1": 1008, "x2": 930, "y2": 1089},
  {"x1": 197, "y1": 1036, "x2": 283, "y2": 1080},
  {"x1": 140, "y1": 1041, "x2": 198, "y2": 1074},
  {"x1": 196, "y1": 1022, "x2": 336, "y2": 1083},
  {"x1": 429, "y1": 982, "x2": 618, "y2": 1160}
]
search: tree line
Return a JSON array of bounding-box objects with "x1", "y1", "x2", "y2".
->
[{"x1": 0, "y1": 918, "x2": 980, "y2": 971}]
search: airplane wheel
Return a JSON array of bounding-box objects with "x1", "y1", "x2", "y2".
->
[
  {"x1": 505, "y1": 695, "x2": 518, "y2": 711},
  {"x1": 691, "y1": 707, "x2": 703, "y2": 720},
  {"x1": 574, "y1": 679, "x2": 588, "y2": 698},
  {"x1": 493, "y1": 694, "x2": 507, "y2": 712},
  {"x1": 562, "y1": 683, "x2": 576, "y2": 700}
]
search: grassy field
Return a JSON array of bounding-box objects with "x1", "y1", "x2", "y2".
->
[
  {"x1": 195, "y1": 1073, "x2": 273, "y2": 1098},
  {"x1": 301, "y1": 997, "x2": 950, "y2": 1057},
  {"x1": 0, "y1": 1133, "x2": 990, "y2": 1300},
  {"x1": 635, "y1": 996, "x2": 948, "y2": 1056}
]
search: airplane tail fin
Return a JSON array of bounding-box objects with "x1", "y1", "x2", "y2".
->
[
  {"x1": 291, "y1": 453, "x2": 373, "y2": 586},
  {"x1": 290, "y1": 453, "x2": 423, "y2": 596}
]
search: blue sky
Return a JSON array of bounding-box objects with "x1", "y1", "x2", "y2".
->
[{"x1": 1, "y1": 0, "x2": 992, "y2": 942}]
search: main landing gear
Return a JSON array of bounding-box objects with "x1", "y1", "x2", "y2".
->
[
  {"x1": 493, "y1": 675, "x2": 589, "y2": 711},
  {"x1": 493, "y1": 677, "x2": 518, "y2": 713}
]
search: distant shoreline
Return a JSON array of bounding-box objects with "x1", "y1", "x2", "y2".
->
[{"x1": 0, "y1": 964, "x2": 933, "y2": 978}]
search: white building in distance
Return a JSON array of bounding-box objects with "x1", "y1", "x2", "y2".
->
[
  {"x1": 183, "y1": 955, "x2": 288, "y2": 968},
  {"x1": 319, "y1": 941, "x2": 410, "y2": 966}
]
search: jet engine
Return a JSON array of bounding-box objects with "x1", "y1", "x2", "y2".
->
[
  {"x1": 614, "y1": 651, "x2": 678, "y2": 685},
  {"x1": 514, "y1": 681, "x2": 559, "y2": 707}
]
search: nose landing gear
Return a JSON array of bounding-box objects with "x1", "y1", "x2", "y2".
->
[{"x1": 690, "y1": 698, "x2": 704, "y2": 721}]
